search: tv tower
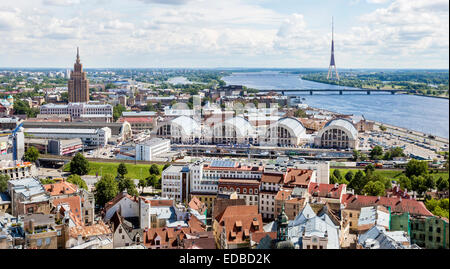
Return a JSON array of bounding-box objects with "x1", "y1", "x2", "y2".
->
[{"x1": 327, "y1": 17, "x2": 340, "y2": 81}]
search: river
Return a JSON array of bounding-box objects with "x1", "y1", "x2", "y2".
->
[{"x1": 222, "y1": 71, "x2": 449, "y2": 139}]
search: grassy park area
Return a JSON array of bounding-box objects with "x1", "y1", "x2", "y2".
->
[{"x1": 64, "y1": 162, "x2": 166, "y2": 181}]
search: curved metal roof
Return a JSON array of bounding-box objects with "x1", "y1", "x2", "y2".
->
[
  {"x1": 171, "y1": 116, "x2": 201, "y2": 136},
  {"x1": 223, "y1": 116, "x2": 256, "y2": 137},
  {"x1": 271, "y1": 117, "x2": 307, "y2": 138},
  {"x1": 323, "y1": 118, "x2": 358, "y2": 139}
]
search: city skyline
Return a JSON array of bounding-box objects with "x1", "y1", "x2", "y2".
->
[{"x1": 0, "y1": 0, "x2": 448, "y2": 69}]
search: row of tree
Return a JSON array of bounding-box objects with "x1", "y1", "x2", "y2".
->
[
  {"x1": 352, "y1": 146, "x2": 405, "y2": 162},
  {"x1": 66, "y1": 153, "x2": 170, "y2": 208},
  {"x1": 331, "y1": 159, "x2": 449, "y2": 197}
]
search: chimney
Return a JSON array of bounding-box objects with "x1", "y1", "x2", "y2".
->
[
  {"x1": 376, "y1": 196, "x2": 380, "y2": 202},
  {"x1": 50, "y1": 185, "x2": 54, "y2": 192},
  {"x1": 399, "y1": 197, "x2": 402, "y2": 202}
]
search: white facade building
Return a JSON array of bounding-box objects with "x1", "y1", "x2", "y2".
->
[
  {"x1": 24, "y1": 127, "x2": 111, "y2": 146},
  {"x1": 135, "y1": 138, "x2": 170, "y2": 161},
  {"x1": 40, "y1": 103, "x2": 113, "y2": 122},
  {"x1": 161, "y1": 165, "x2": 187, "y2": 204}
]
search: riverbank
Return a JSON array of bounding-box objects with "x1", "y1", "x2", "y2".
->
[
  {"x1": 409, "y1": 93, "x2": 449, "y2": 100},
  {"x1": 306, "y1": 103, "x2": 449, "y2": 147}
]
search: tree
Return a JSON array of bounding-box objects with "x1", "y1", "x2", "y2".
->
[
  {"x1": 390, "y1": 147, "x2": 405, "y2": 158},
  {"x1": 349, "y1": 170, "x2": 366, "y2": 194},
  {"x1": 411, "y1": 175, "x2": 428, "y2": 196},
  {"x1": 94, "y1": 174, "x2": 119, "y2": 208},
  {"x1": 360, "y1": 153, "x2": 368, "y2": 161},
  {"x1": 149, "y1": 164, "x2": 160, "y2": 176},
  {"x1": 138, "y1": 178, "x2": 147, "y2": 194},
  {"x1": 66, "y1": 174, "x2": 88, "y2": 190},
  {"x1": 294, "y1": 108, "x2": 307, "y2": 118},
  {"x1": 332, "y1": 169, "x2": 342, "y2": 181},
  {"x1": 113, "y1": 104, "x2": 126, "y2": 121},
  {"x1": 118, "y1": 177, "x2": 138, "y2": 197},
  {"x1": 424, "y1": 175, "x2": 436, "y2": 191},
  {"x1": 69, "y1": 152, "x2": 90, "y2": 176},
  {"x1": 370, "y1": 146, "x2": 383, "y2": 160},
  {"x1": 117, "y1": 163, "x2": 128, "y2": 179},
  {"x1": 163, "y1": 163, "x2": 171, "y2": 171},
  {"x1": 143, "y1": 102, "x2": 156, "y2": 111},
  {"x1": 398, "y1": 175, "x2": 412, "y2": 191},
  {"x1": 146, "y1": 174, "x2": 158, "y2": 188},
  {"x1": 405, "y1": 159, "x2": 428, "y2": 178},
  {"x1": 40, "y1": 178, "x2": 56, "y2": 185},
  {"x1": 364, "y1": 164, "x2": 375, "y2": 176},
  {"x1": 437, "y1": 177, "x2": 449, "y2": 192},
  {"x1": 329, "y1": 174, "x2": 338, "y2": 184},
  {"x1": 0, "y1": 174, "x2": 9, "y2": 193},
  {"x1": 379, "y1": 125, "x2": 387, "y2": 132},
  {"x1": 344, "y1": 171, "x2": 354, "y2": 183},
  {"x1": 24, "y1": 146, "x2": 39, "y2": 162},
  {"x1": 425, "y1": 198, "x2": 449, "y2": 219},
  {"x1": 13, "y1": 99, "x2": 30, "y2": 115},
  {"x1": 352, "y1": 150, "x2": 361, "y2": 161},
  {"x1": 362, "y1": 181, "x2": 386, "y2": 196}
]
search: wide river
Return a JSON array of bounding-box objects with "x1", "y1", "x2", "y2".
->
[{"x1": 222, "y1": 71, "x2": 449, "y2": 139}]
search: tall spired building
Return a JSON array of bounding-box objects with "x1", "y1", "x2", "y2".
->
[
  {"x1": 68, "y1": 47, "x2": 89, "y2": 103},
  {"x1": 327, "y1": 17, "x2": 340, "y2": 81}
]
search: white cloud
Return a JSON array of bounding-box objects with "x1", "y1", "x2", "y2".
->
[
  {"x1": 42, "y1": 0, "x2": 80, "y2": 6},
  {"x1": 0, "y1": 0, "x2": 447, "y2": 68}
]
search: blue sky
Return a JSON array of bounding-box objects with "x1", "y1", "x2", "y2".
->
[{"x1": 0, "y1": 0, "x2": 448, "y2": 68}]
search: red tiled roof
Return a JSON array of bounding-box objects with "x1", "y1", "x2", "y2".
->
[
  {"x1": 189, "y1": 196, "x2": 207, "y2": 215},
  {"x1": 308, "y1": 183, "x2": 345, "y2": 200},
  {"x1": 44, "y1": 181, "x2": 78, "y2": 196},
  {"x1": 147, "y1": 199, "x2": 174, "y2": 207},
  {"x1": 251, "y1": 231, "x2": 277, "y2": 244},
  {"x1": 342, "y1": 194, "x2": 433, "y2": 216},
  {"x1": 216, "y1": 205, "x2": 263, "y2": 246},
  {"x1": 52, "y1": 196, "x2": 83, "y2": 226},
  {"x1": 275, "y1": 189, "x2": 305, "y2": 204},
  {"x1": 69, "y1": 221, "x2": 112, "y2": 238},
  {"x1": 261, "y1": 173, "x2": 284, "y2": 184},
  {"x1": 284, "y1": 168, "x2": 313, "y2": 187}
]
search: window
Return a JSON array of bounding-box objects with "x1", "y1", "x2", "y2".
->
[
  {"x1": 428, "y1": 236, "x2": 433, "y2": 241},
  {"x1": 437, "y1": 227, "x2": 441, "y2": 233},
  {"x1": 436, "y1": 237, "x2": 441, "y2": 243},
  {"x1": 37, "y1": 239, "x2": 42, "y2": 247},
  {"x1": 429, "y1": 227, "x2": 433, "y2": 232},
  {"x1": 45, "y1": 238, "x2": 51, "y2": 245},
  {"x1": 349, "y1": 213, "x2": 352, "y2": 218}
]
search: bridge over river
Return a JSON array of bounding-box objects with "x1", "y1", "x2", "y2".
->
[{"x1": 257, "y1": 88, "x2": 404, "y2": 95}]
